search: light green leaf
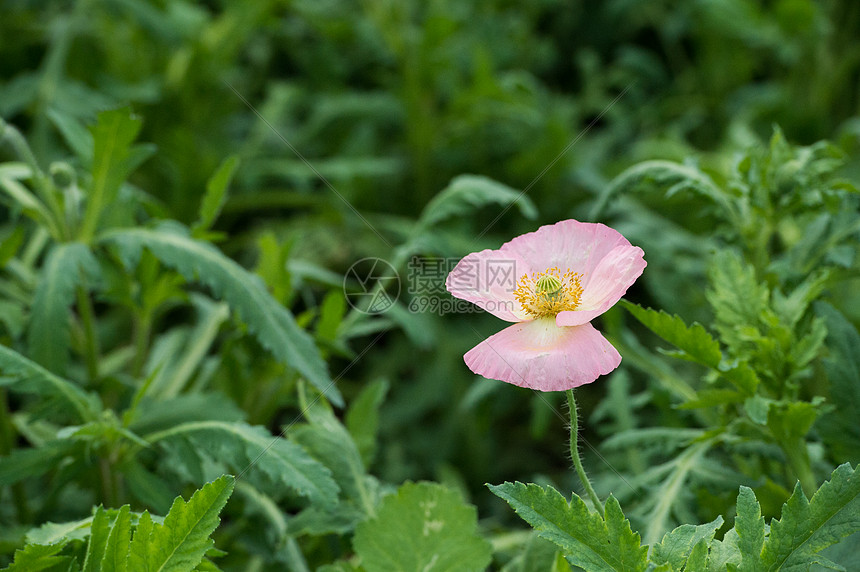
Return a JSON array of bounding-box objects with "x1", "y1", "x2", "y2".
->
[
  {"x1": 0, "y1": 344, "x2": 100, "y2": 422},
  {"x1": 27, "y1": 241, "x2": 100, "y2": 375},
  {"x1": 127, "y1": 511, "x2": 154, "y2": 572},
  {"x1": 100, "y1": 224, "x2": 341, "y2": 406},
  {"x1": 685, "y1": 538, "x2": 710, "y2": 571},
  {"x1": 1, "y1": 541, "x2": 70, "y2": 571},
  {"x1": 82, "y1": 506, "x2": 110, "y2": 572},
  {"x1": 101, "y1": 505, "x2": 131, "y2": 572},
  {"x1": 146, "y1": 421, "x2": 338, "y2": 506},
  {"x1": 134, "y1": 475, "x2": 234, "y2": 572},
  {"x1": 193, "y1": 155, "x2": 240, "y2": 235},
  {"x1": 707, "y1": 528, "x2": 741, "y2": 572},
  {"x1": 488, "y1": 482, "x2": 647, "y2": 572},
  {"x1": 734, "y1": 487, "x2": 766, "y2": 572},
  {"x1": 354, "y1": 482, "x2": 492, "y2": 572},
  {"x1": 417, "y1": 174, "x2": 537, "y2": 229},
  {"x1": 621, "y1": 301, "x2": 722, "y2": 369},
  {"x1": 651, "y1": 516, "x2": 724, "y2": 571},
  {"x1": 762, "y1": 463, "x2": 860, "y2": 570}
]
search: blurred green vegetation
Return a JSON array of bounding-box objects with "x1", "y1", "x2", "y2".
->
[{"x1": 2, "y1": 0, "x2": 860, "y2": 569}]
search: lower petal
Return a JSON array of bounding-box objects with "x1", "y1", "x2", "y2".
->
[{"x1": 464, "y1": 318, "x2": 621, "y2": 391}]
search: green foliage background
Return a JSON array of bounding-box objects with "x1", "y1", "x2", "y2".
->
[{"x1": 1, "y1": 0, "x2": 859, "y2": 570}]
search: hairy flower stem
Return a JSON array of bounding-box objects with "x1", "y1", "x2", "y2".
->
[{"x1": 567, "y1": 389, "x2": 604, "y2": 517}]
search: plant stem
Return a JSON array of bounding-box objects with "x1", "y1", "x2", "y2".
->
[
  {"x1": 76, "y1": 285, "x2": 99, "y2": 382},
  {"x1": 566, "y1": 389, "x2": 604, "y2": 516}
]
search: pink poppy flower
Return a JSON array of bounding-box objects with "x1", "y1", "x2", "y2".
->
[{"x1": 446, "y1": 219, "x2": 645, "y2": 391}]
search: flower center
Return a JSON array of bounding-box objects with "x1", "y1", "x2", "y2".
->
[{"x1": 514, "y1": 267, "x2": 583, "y2": 318}]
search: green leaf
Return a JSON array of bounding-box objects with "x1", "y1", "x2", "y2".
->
[
  {"x1": 127, "y1": 511, "x2": 154, "y2": 572},
  {"x1": 27, "y1": 241, "x2": 100, "y2": 374},
  {"x1": 146, "y1": 421, "x2": 338, "y2": 506},
  {"x1": 705, "y1": 251, "x2": 772, "y2": 355},
  {"x1": 354, "y1": 482, "x2": 492, "y2": 572},
  {"x1": 0, "y1": 439, "x2": 80, "y2": 485},
  {"x1": 100, "y1": 224, "x2": 341, "y2": 406},
  {"x1": 815, "y1": 303, "x2": 860, "y2": 461},
  {"x1": 81, "y1": 108, "x2": 146, "y2": 240},
  {"x1": 101, "y1": 505, "x2": 131, "y2": 572},
  {"x1": 0, "y1": 344, "x2": 100, "y2": 422},
  {"x1": 734, "y1": 487, "x2": 765, "y2": 572},
  {"x1": 345, "y1": 378, "x2": 389, "y2": 466},
  {"x1": 130, "y1": 475, "x2": 234, "y2": 572},
  {"x1": 417, "y1": 174, "x2": 537, "y2": 229},
  {"x1": 621, "y1": 301, "x2": 722, "y2": 369},
  {"x1": 685, "y1": 538, "x2": 710, "y2": 571},
  {"x1": 488, "y1": 482, "x2": 647, "y2": 572},
  {"x1": 82, "y1": 506, "x2": 110, "y2": 572},
  {"x1": 1, "y1": 541, "x2": 70, "y2": 571},
  {"x1": 291, "y1": 386, "x2": 378, "y2": 515},
  {"x1": 762, "y1": 463, "x2": 860, "y2": 570},
  {"x1": 193, "y1": 155, "x2": 240, "y2": 235},
  {"x1": 596, "y1": 160, "x2": 732, "y2": 220},
  {"x1": 651, "y1": 516, "x2": 724, "y2": 571},
  {"x1": 707, "y1": 529, "x2": 741, "y2": 572}
]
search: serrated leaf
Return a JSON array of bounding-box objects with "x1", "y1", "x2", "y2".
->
[
  {"x1": 135, "y1": 475, "x2": 234, "y2": 572},
  {"x1": 488, "y1": 482, "x2": 647, "y2": 572},
  {"x1": 101, "y1": 505, "x2": 131, "y2": 572},
  {"x1": 761, "y1": 463, "x2": 860, "y2": 570},
  {"x1": 1, "y1": 541, "x2": 70, "y2": 571},
  {"x1": 0, "y1": 344, "x2": 100, "y2": 422},
  {"x1": 622, "y1": 301, "x2": 722, "y2": 369},
  {"x1": 193, "y1": 155, "x2": 239, "y2": 235},
  {"x1": 100, "y1": 224, "x2": 341, "y2": 406},
  {"x1": 685, "y1": 538, "x2": 710, "y2": 571},
  {"x1": 127, "y1": 510, "x2": 154, "y2": 572},
  {"x1": 417, "y1": 174, "x2": 537, "y2": 229},
  {"x1": 734, "y1": 487, "x2": 766, "y2": 572},
  {"x1": 651, "y1": 516, "x2": 724, "y2": 571},
  {"x1": 27, "y1": 241, "x2": 100, "y2": 375},
  {"x1": 82, "y1": 506, "x2": 110, "y2": 572},
  {"x1": 80, "y1": 108, "x2": 146, "y2": 240},
  {"x1": 146, "y1": 421, "x2": 338, "y2": 506},
  {"x1": 708, "y1": 528, "x2": 742, "y2": 572},
  {"x1": 706, "y1": 251, "x2": 772, "y2": 354},
  {"x1": 354, "y1": 482, "x2": 492, "y2": 572}
]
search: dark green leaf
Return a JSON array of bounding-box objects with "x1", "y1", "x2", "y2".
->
[
  {"x1": 418, "y1": 174, "x2": 537, "y2": 229},
  {"x1": 101, "y1": 224, "x2": 341, "y2": 406},
  {"x1": 27, "y1": 241, "x2": 99, "y2": 374}
]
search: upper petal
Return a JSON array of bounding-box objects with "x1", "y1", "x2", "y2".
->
[
  {"x1": 463, "y1": 318, "x2": 621, "y2": 391},
  {"x1": 556, "y1": 244, "x2": 646, "y2": 327},
  {"x1": 446, "y1": 248, "x2": 530, "y2": 322},
  {"x1": 499, "y1": 219, "x2": 632, "y2": 278}
]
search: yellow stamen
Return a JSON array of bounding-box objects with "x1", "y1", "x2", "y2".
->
[{"x1": 514, "y1": 267, "x2": 583, "y2": 318}]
